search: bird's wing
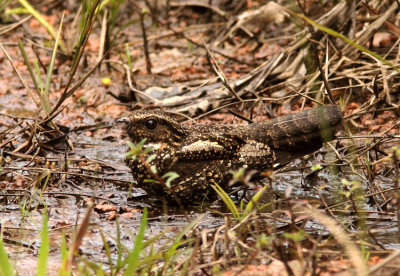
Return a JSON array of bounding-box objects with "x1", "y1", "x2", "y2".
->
[{"x1": 176, "y1": 133, "x2": 245, "y2": 160}]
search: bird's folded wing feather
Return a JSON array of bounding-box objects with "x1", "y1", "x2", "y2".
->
[{"x1": 176, "y1": 133, "x2": 245, "y2": 160}]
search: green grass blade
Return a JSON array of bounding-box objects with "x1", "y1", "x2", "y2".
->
[
  {"x1": 17, "y1": 0, "x2": 65, "y2": 50},
  {"x1": 165, "y1": 216, "x2": 202, "y2": 260},
  {"x1": 36, "y1": 209, "x2": 49, "y2": 276},
  {"x1": 287, "y1": 9, "x2": 400, "y2": 74},
  {"x1": 72, "y1": 0, "x2": 101, "y2": 68},
  {"x1": 212, "y1": 183, "x2": 240, "y2": 221},
  {"x1": 0, "y1": 0, "x2": 11, "y2": 14},
  {"x1": 161, "y1": 216, "x2": 202, "y2": 272},
  {"x1": 33, "y1": 60, "x2": 47, "y2": 116},
  {"x1": 244, "y1": 184, "x2": 269, "y2": 215},
  {"x1": 43, "y1": 11, "x2": 65, "y2": 115},
  {"x1": 17, "y1": 40, "x2": 39, "y2": 95},
  {"x1": 58, "y1": 232, "x2": 68, "y2": 276},
  {"x1": 50, "y1": 0, "x2": 102, "y2": 116},
  {"x1": 115, "y1": 218, "x2": 123, "y2": 270},
  {"x1": 0, "y1": 237, "x2": 14, "y2": 276},
  {"x1": 122, "y1": 208, "x2": 148, "y2": 275},
  {"x1": 107, "y1": 0, "x2": 125, "y2": 41},
  {"x1": 125, "y1": 43, "x2": 132, "y2": 70},
  {"x1": 33, "y1": 60, "x2": 43, "y2": 84},
  {"x1": 100, "y1": 231, "x2": 114, "y2": 273}
]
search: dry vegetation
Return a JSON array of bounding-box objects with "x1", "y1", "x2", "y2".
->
[{"x1": 0, "y1": 0, "x2": 400, "y2": 275}]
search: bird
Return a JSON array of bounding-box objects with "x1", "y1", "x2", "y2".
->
[{"x1": 121, "y1": 105, "x2": 343, "y2": 203}]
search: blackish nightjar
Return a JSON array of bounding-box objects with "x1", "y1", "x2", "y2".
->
[{"x1": 122, "y1": 105, "x2": 343, "y2": 203}]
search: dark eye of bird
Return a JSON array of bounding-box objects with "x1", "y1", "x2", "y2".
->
[{"x1": 144, "y1": 119, "x2": 157, "y2": 130}]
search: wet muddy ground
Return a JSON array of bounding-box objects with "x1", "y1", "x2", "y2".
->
[{"x1": 2, "y1": 126, "x2": 399, "y2": 274}]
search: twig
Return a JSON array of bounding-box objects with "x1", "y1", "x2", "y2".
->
[
  {"x1": 0, "y1": 15, "x2": 31, "y2": 36},
  {"x1": 369, "y1": 250, "x2": 400, "y2": 274},
  {"x1": 295, "y1": 0, "x2": 335, "y2": 105},
  {"x1": 302, "y1": 206, "x2": 369, "y2": 275},
  {"x1": 201, "y1": 39, "x2": 243, "y2": 101},
  {"x1": 49, "y1": 0, "x2": 102, "y2": 116},
  {"x1": 128, "y1": 0, "x2": 247, "y2": 64},
  {"x1": 228, "y1": 110, "x2": 253, "y2": 123},
  {"x1": 139, "y1": 9, "x2": 152, "y2": 74}
]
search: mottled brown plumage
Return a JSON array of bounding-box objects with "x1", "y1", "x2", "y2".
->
[{"x1": 123, "y1": 106, "x2": 343, "y2": 202}]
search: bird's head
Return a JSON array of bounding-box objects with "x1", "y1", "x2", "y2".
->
[{"x1": 119, "y1": 109, "x2": 186, "y2": 145}]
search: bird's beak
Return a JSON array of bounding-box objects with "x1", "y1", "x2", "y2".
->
[{"x1": 117, "y1": 117, "x2": 130, "y2": 124}]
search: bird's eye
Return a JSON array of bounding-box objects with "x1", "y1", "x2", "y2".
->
[{"x1": 144, "y1": 119, "x2": 157, "y2": 130}]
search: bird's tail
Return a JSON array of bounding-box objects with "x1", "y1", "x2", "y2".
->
[{"x1": 258, "y1": 105, "x2": 343, "y2": 166}]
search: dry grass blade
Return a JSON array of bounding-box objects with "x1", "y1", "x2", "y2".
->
[
  {"x1": 0, "y1": 15, "x2": 31, "y2": 36},
  {"x1": 201, "y1": 39, "x2": 242, "y2": 101},
  {"x1": 284, "y1": 5, "x2": 400, "y2": 74},
  {"x1": 369, "y1": 250, "x2": 400, "y2": 274},
  {"x1": 344, "y1": 2, "x2": 399, "y2": 58},
  {"x1": 62, "y1": 202, "x2": 94, "y2": 272},
  {"x1": 17, "y1": 0, "x2": 65, "y2": 50},
  {"x1": 302, "y1": 206, "x2": 368, "y2": 275},
  {"x1": 50, "y1": 0, "x2": 102, "y2": 116},
  {"x1": 0, "y1": 43, "x2": 40, "y2": 107}
]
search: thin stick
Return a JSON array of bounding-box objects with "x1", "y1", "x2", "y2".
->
[
  {"x1": 296, "y1": 0, "x2": 335, "y2": 105},
  {"x1": 0, "y1": 43, "x2": 40, "y2": 107},
  {"x1": 139, "y1": 10, "x2": 152, "y2": 74},
  {"x1": 201, "y1": 39, "x2": 242, "y2": 101}
]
